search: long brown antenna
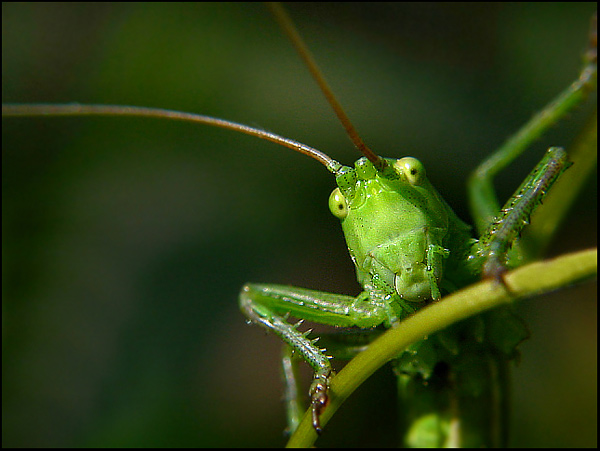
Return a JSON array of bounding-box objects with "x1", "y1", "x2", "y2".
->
[
  {"x1": 267, "y1": 3, "x2": 384, "y2": 169},
  {"x1": 2, "y1": 103, "x2": 343, "y2": 174}
]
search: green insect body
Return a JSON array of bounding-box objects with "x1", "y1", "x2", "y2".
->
[
  {"x1": 327, "y1": 158, "x2": 520, "y2": 447},
  {"x1": 241, "y1": 149, "x2": 566, "y2": 443},
  {"x1": 238, "y1": 5, "x2": 595, "y2": 445}
]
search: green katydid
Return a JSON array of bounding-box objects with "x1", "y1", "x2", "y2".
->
[
  {"x1": 2, "y1": 3, "x2": 597, "y2": 448},
  {"x1": 242, "y1": 4, "x2": 595, "y2": 445}
]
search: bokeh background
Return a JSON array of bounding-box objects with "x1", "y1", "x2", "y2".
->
[{"x1": 2, "y1": 3, "x2": 596, "y2": 447}]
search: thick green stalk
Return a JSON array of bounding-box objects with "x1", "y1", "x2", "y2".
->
[{"x1": 287, "y1": 248, "x2": 597, "y2": 447}]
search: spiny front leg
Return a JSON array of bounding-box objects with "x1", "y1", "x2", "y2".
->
[
  {"x1": 472, "y1": 147, "x2": 571, "y2": 279},
  {"x1": 239, "y1": 283, "x2": 390, "y2": 434},
  {"x1": 252, "y1": 309, "x2": 332, "y2": 434}
]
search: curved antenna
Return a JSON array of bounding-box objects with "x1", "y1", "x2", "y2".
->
[
  {"x1": 2, "y1": 103, "x2": 343, "y2": 174},
  {"x1": 267, "y1": 3, "x2": 385, "y2": 170}
]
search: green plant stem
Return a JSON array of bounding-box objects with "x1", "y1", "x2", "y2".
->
[{"x1": 286, "y1": 247, "x2": 597, "y2": 447}]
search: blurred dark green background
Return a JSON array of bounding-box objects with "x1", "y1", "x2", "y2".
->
[{"x1": 2, "y1": 3, "x2": 596, "y2": 447}]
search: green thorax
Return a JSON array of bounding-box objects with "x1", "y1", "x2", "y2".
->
[{"x1": 329, "y1": 157, "x2": 472, "y2": 312}]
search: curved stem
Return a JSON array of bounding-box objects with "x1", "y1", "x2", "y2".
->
[{"x1": 287, "y1": 248, "x2": 597, "y2": 447}]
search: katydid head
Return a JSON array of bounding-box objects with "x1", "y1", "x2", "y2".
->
[
  {"x1": 267, "y1": 3, "x2": 458, "y2": 305},
  {"x1": 328, "y1": 156, "x2": 453, "y2": 304}
]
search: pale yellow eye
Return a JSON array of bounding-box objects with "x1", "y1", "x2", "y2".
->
[
  {"x1": 394, "y1": 157, "x2": 426, "y2": 185},
  {"x1": 328, "y1": 188, "x2": 348, "y2": 219}
]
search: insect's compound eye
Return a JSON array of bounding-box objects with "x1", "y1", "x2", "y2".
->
[
  {"x1": 328, "y1": 188, "x2": 348, "y2": 219},
  {"x1": 394, "y1": 157, "x2": 426, "y2": 185}
]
